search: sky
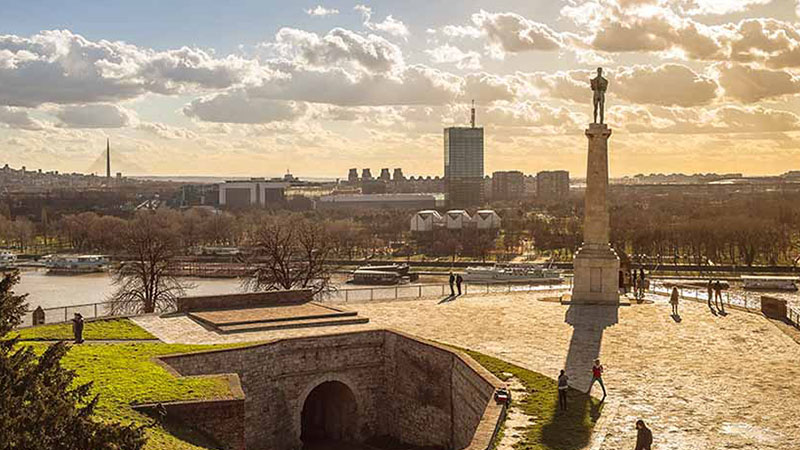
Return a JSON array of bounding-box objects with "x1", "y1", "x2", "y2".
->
[{"x1": 2, "y1": 0, "x2": 800, "y2": 178}]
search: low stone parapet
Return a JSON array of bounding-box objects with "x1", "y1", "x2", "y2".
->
[
  {"x1": 176, "y1": 289, "x2": 313, "y2": 312},
  {"x1": 761, "y1": 296, "x2": 788, "y2": 320}
]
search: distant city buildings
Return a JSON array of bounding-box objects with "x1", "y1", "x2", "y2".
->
[
  {"x1": 317, "y1": 193, "x2": 437, "y2": 210},
  {"x1": 218, "y1": 178, "x2": 289, "y2": 208},
  {"x1": 536, "y1": 170, "x2": 570, "y2": 203},
  {"x1": 492, "y1": 171, "x2": 525, "y2": 201},
  {"x1": 444, "y1": 102, "x2": 484, "y2": 208}
]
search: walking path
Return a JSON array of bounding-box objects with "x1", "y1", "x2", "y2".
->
[{"x1": 133, "y1": 291, "x2": 800, "y2": 450}]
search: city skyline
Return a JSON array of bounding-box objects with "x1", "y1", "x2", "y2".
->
[{"x1": 3, "y1": 0, "x2": 800, "y2": 177}]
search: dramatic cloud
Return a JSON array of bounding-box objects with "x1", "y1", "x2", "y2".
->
[
  {"x1": 0, "y1": 106, "x2": 43, "y2": 130},
  {"x1": 354, "y1": 5, "x2": 410, "y2": 39},
  {"x1": 526, "y1": 70, "x2": 591, "y2": 103},
  {"x1": 54, "y1": 104, "x2": 136, "y2": 128},
  {"x1": 614, "y1": 64, "x2": 718, "y2": 106},
  {"x1": 471, "y1": 10, "x2": 565, "y2": 54},
  {"x1": 184, "y1": 91, "x2": 306, "y2": 123},
  {"x1": 717, "y1": 63, "x2": 800, "y2": 102},
  {"x1": 426, "y1": 44, "x2": 481, "y2": 70},
  {"x1": 305, "y1": 5, "x2": 339, "y2": 16},
  {"x1": 269, "y1": 27, "x2": 403, "y2": 73},
  {"x1": 0, "y1": 30, "x2": 258, "y2": 107}
]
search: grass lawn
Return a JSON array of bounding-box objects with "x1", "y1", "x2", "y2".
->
[
  {"x1": 24, "y1": 341, "x2": 240, "y2": 450},
  {"x1": 14, "y1": 318, "x2": 156, "y2": 341},
  {"x1": 463, "y1": 349, "x2": 602, "y2": 450}
]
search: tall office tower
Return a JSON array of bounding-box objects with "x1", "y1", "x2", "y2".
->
[
  {"x1": 361, "y1": 168, "x2": 373, "y2": 180},
  {"x1": 106, "y1": 138, "x2": 111, "y2": 179},
  {"x1": 379, "y1": 168, "x2": 391, "y2": 181},
  {"x1": 348, "y1": 168, "x2": 359, "y2": 183},
  {"x1": 444, "y1": 101, "x2": 484, "y2": 207}
]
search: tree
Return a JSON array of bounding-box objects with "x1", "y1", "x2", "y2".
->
[
  {"x1": 242, "y1": 216, "x2": 334, "y2": 295},
  {"x1": 0, "y1": 271, "x2": 147, "y2": 450},
  {"x1": 108, "y1": 211, "x2": 189, "y2": 314}
]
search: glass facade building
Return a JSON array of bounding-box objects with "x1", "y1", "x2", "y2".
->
[{"x1": 444, "y1": 127, "x2": 484, "y2": 207}]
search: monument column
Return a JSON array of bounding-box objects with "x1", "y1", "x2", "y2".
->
[{"x1": 571, "y1": 122, "x2": 620, "y2": 303}]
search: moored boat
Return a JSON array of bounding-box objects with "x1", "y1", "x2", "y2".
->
[
  {"x1": 46, "y1": 254, "x2": 110, "y2": 274},
  {"x1": 741, "y1": 275, "x2": 799, "y2": 291},
  {"x1": 462, "y1": 264, "x2": 562, "y2": 284},
  {"x1": 0, "y1": 251, "x2": 17, "y2": 270}
]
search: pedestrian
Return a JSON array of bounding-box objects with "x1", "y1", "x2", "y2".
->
[
  {"x1": 448, "y1": 272, "x2": 455, "y2": 297},
  {"x1": 638, "y1": 268, "x2": 646, "y2": 299},
  {"x1": 587, "y1": 358, "x2": 607, "y2": 401},
  {"x1": 630, "y1": 269, "x2": 637, "y2": 296},
  {"x1": 707, "y1": 279, "x2": 714, "y2": 309},
  {"x1": 635, "y1": 419, "x2": 653, "y2": 450},
  {"x1": 456, "y1": 273, "x2": 463, "y2": 296},
  {"x1": 670, "y1": 286, "x2": 680, "y2": 316},
  {"x1": 714, "y1": 280, "x2": 725, "y2": 313},
  {"x1": 619, "y1": 270, "x2": 625, "y2": 294},
  {"x1": 558, "y1": 369, "x2": 569, "y2": 411},
  {"x1": 72, "y1": 312, "x2": 84, "y2": 344}
]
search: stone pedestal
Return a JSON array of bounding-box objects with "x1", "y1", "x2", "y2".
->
[{"x1": 572, "y1": 123, "x2": 620, "y2": 304}]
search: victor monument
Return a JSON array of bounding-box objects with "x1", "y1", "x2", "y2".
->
[{"x1": 571, "y1": 67, "x2": 620, "y2": 304}]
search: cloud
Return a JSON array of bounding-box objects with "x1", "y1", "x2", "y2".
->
[
  {"x1": 526, "y1": 70, "x2": 591, "y2": 103},
  {"x1": 615, "y1": 104, "x2": 800, "y2": 134},
  {"x1": 137, "y1": 122, "x2": 199, "y2": 140},
  {"x1": 717, "y1": 63, "x2": 800, "y2": 102},
  {"x1": 441, "y1": 25, "x2": 482, "y2": 39},
  {"x1": 426, "y1": 44, "x2": 481, "y2": 70},
  {"x1": 614, "y1": 64, "x2": 718, "y2": 106},
  {"x1": 269, "y1": 27, "x2": 403, "y2": 73},
  {"x1": 470, "y1": 10, "x2": 565, "y2": 55},
  {"x1": 354, "y1": 5, "x2": 410, "y2": 39},
  {"x1": 682, "y1": 0, "x2": 772, "y2": 16},
  {"x1": 462, "y1": 72, "x2": 528, "y2": 102},
  {"x1": 305, "y1": 5, "x2": 339, "y2": 16},
  {"x1": 54, "y1": 104, "x2": 137, "y2": 128},
  {"x1": 0, "y1": 30, "x2": 259, "y2": 107},
  {"x1": 0, "y1": 106, "x2": 44, "y2": 130},
  {"x1": 183, "y1": 91, "x2": 306, "y2": 123}
]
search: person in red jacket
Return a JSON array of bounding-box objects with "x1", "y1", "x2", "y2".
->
[{"x1": 587, "y1": 358, "x2": 606, "y2": 401}]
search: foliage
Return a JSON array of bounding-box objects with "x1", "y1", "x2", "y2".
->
[
  {"x1": 109, "y1": 211, "x2": 190, "y2": 314},
  {"x1": 14, "y1": 318, "x2": 156, "y2": 341},
  {"x1": 241, "y1": 214, "x2": 335, "y2": 295},
  {"x1": 0, "y1": 272, "x2": 148, "y2": 450}
]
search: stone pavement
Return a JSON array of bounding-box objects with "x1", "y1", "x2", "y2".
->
[{"x1": 133, "y1": 292, "x2": 800, "y2": 450}]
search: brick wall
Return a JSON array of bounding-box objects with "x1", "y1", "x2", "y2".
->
[
  {"x1": 154, "y1": 330, "x2": 505, "y2": 450},
  {"x1": 177, "y1": 289, "x2": 313, "y2": 312}
]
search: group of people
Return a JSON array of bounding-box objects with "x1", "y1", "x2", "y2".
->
[
  {"x1": 557, "y1": 359, "x2": 653, "y2": 449},
  {"x1": 620, "y1": 268, "x2": 648, "y2": 300},
  {"x1": 669, "y1": 279, "x2": 727, "y2": 317},
  {"x1": 448, "y1": 272, "x2": 464, "y2": 297}
]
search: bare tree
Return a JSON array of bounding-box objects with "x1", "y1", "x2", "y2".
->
[
  {"x1": 108, "y1": 211, "x2": 189, "y2": 314},
  {"x1": 241, "y1": 216, "x2": 334, "y2": 295}
]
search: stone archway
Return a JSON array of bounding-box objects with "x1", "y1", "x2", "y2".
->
[{"x1": 300, "y1": 380, "x2": 358, "y2": 446}]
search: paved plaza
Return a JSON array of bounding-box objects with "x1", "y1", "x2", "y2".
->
[{"x1": 134, "y1": 291, "x2": 800, "y2": 450}]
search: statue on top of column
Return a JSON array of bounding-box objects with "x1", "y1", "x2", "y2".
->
[{"x1": 591, "y1": 67, "x2": 608, "y2": 125}]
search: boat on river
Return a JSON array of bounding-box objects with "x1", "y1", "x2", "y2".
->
[
  {"x1": 462, "y1": 264, "x2": 562, "y2": 284},
  {"x1": 347, "y1": 264, "x2": 417, "y2": 285},
  {"x1": 741, "y1": 275, "x2": 799, "y2": 291},
  {"x1": 46, "y1": 255, "x2": 110, "y2": 275},
  {"x1": 0, "y1": 251, "x2": 17, "y2": 270}
]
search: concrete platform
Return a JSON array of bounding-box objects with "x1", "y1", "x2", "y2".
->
[{"x1": 188, "y1": 302, "x2": 369, "y2": 334}]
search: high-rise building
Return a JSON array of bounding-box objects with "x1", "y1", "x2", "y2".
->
[
  {"x1": 361, "y1": 168, "x2": 373, "y2": 180},
  {"x1": 444, "y1": 101, "x2": 484, "y2": 207},
  {"x1": 379, "y1": 168, "x2": 391, "y2": 181},
  {"x1": 536, "y1": 170, "x2": 570, "y2": 202},
  {"x1": 106, "y1": 138, "x2": 111, "y2": 179},
  {"x1": 392, "y1": 168, "x2": 405, "y2": 181},
  {"x1": 492, "y1": 171, "x2": 525, "y2": 201},
  {"x1": 347, "y1": 168, "x2": 359, "y2": 183}
]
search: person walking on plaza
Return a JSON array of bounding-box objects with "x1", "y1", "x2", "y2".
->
[
  {"x1": 587, "y1": 359, "x2": 606, "y2": 401},
  {"x1": 635, "y1": 419, "x2": 653, "y2": 450},
  {"x1": 714, "y1": 280, "x2": 725, "y2": 313},
  {"x1": 456, "y1": 273, "x2": 463, "y2": 296},
  {"x1": 619, "y1": 270, "x2": 626, "y2": 294},
  {"x1": 638, "y1": 268, "x2": 646, "y2": 299},
  {"x1": 558, "y1": 369, "x2": 569, "y2": 411},
  {"x1": 630, "y1": 269, "x2": 637, "y2": 297},
  {"x1": 707, "y1": 279, "x2": 714, "y2": 309},
  {"x1": 670, "y1": 287, "x2": 680, "y2": 316},
  {"x1": 72, "y1": 312, "x2": 84, "y2": 344},
  {"x1": 448, "y1": 272, "x2": 455, "y2": 297}
]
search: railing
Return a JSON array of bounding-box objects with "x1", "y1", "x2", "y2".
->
[
  {"x1": 316, "y1": 279, "x2": 572, "y2": 304},
  {"x1": 19, "y1": 279, "x2": 573, "y2": 326},
  {"x1": 648, "y1": 280, "x2": 761, "y2": 311}
]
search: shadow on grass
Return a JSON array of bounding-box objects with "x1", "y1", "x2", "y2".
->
[{"x1": 540, "y1": 390, "x2": 604, "y2": 449}]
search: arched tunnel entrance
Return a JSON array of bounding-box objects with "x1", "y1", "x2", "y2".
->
[{"x1": 301, "y1": 381, "x2": 358, "y2": 447}]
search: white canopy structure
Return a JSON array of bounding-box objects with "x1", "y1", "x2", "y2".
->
[
  {"x1": 474, "y1": 210, "x2": 501, "y2": 229},
  {"x1": 445, "y1": 210, "x2": 472, "y2": 229},
  {"x1": 410, "y1": 210, "x2": 443, "y2": 232}
]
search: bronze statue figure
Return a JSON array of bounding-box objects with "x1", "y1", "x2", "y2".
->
[{"x1": 591, "y1": 67, "x2": 608, "y2": 124}]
